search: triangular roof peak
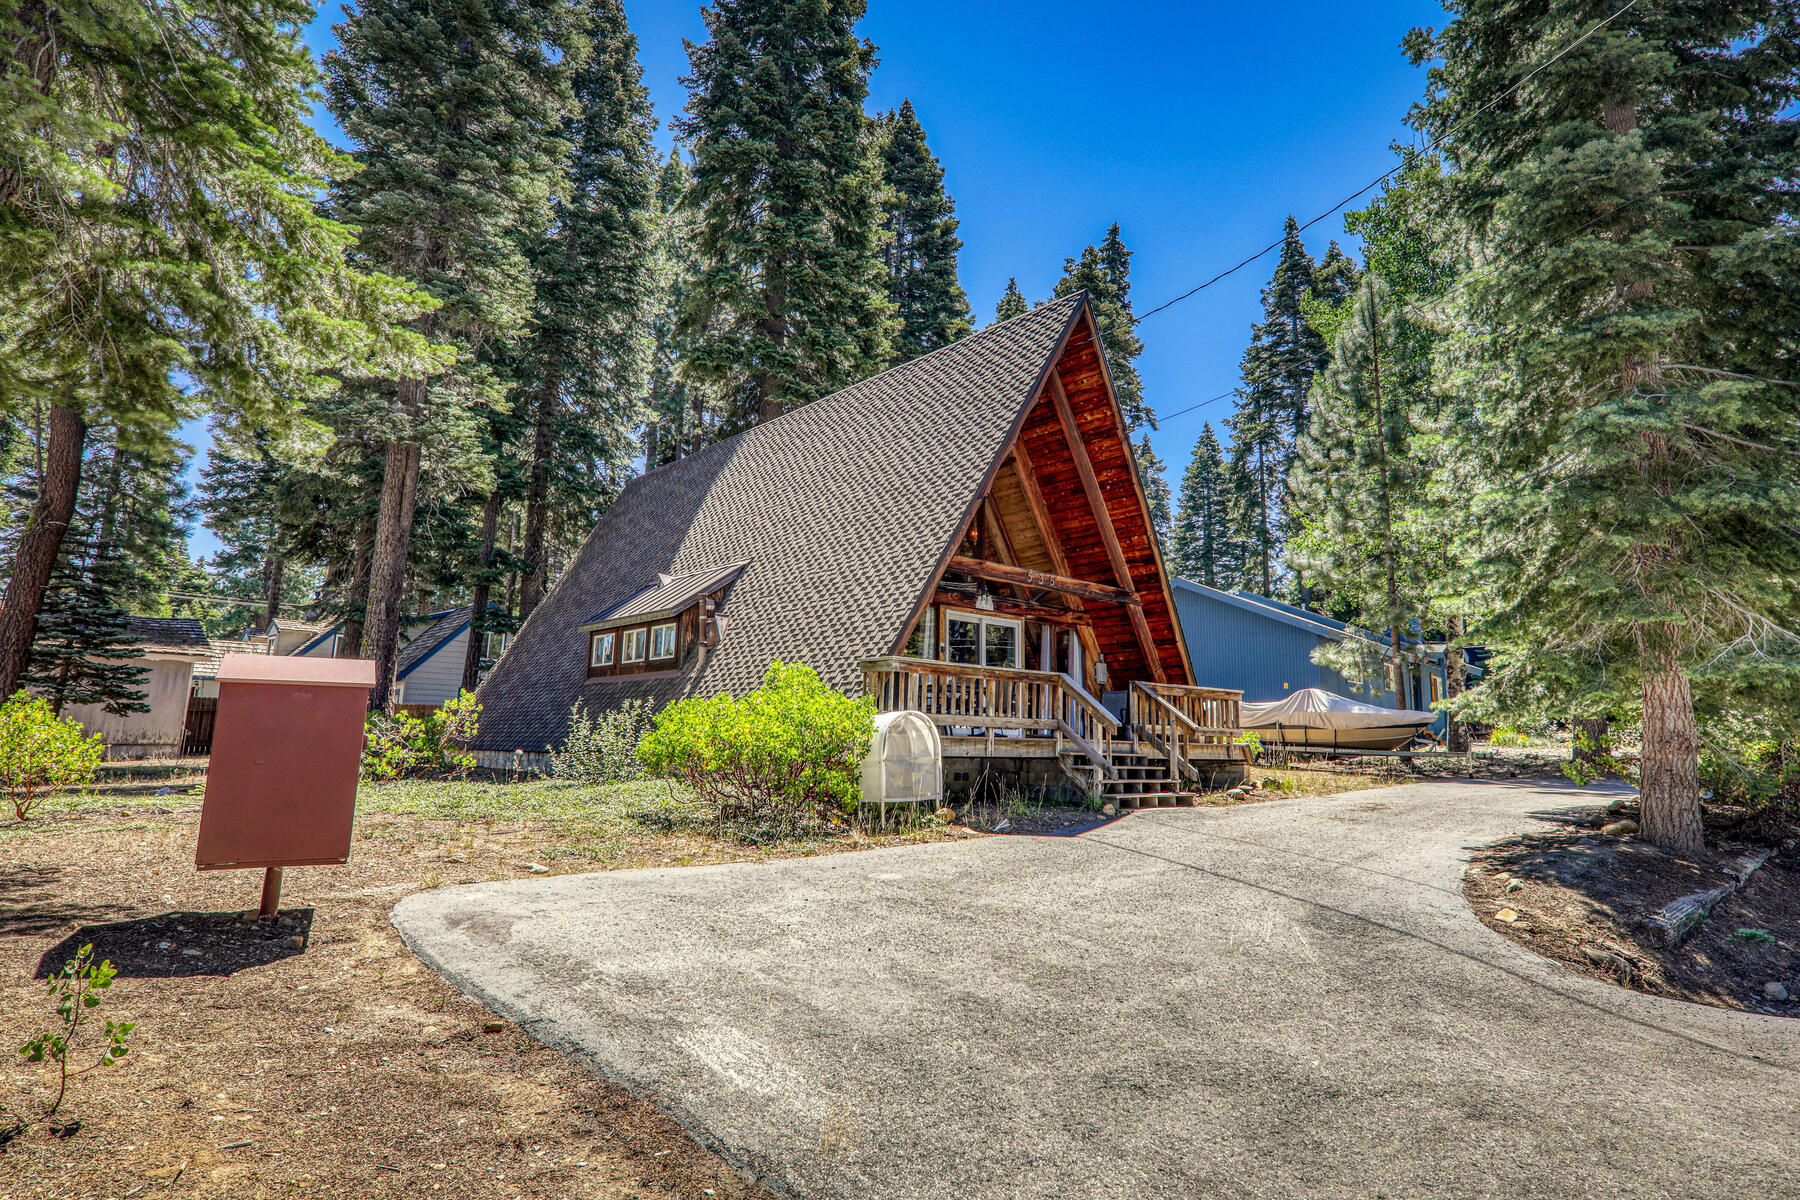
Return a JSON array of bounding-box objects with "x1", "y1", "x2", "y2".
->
[{"x1": 472, "y1": 292, "x2": 1193, "y2": 753}]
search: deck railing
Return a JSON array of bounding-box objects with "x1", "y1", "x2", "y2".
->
[
  {"x1": 860, "y1": 657, "x2": 1119, "y2": 776},
  {"x1": 1128, "y1": 681, "x2": 1245, "y2": 780}
]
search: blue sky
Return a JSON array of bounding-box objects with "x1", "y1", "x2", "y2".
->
[{"x1": 188, "y1": 0, "x2": 1444, "y2": 559}]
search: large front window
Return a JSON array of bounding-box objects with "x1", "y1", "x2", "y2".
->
[{"x1": 944, "y1": 612, "x2": 1020, "y2": 669}]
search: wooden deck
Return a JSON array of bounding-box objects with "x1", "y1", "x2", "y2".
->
[{"x1": 861, "y1": 657, "x2": 1250, "y2": 805}]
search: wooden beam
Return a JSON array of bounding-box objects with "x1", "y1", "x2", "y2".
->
[
  {"x1": 946, "y1": 556, "x2": 1138, "y2": 606},
  {"x1": 933, "y1": 589, "x2": 1092, "y2": 628},
  {"x1": 1045, "y1": 372, "x2": 1166, "y2": 682},
  {"x1": 1010, "y1": 436, "x2": 1105, "y2": 684}
]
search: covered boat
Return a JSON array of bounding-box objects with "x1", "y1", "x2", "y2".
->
[{"x1": 1239, "y1": 688, "x2": 1437, "y2": 752}]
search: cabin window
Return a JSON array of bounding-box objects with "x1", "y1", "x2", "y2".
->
[
  {"x1": 943, "y1": 611, "x2": 1020, "y2": 669},
  {"x1": 649, "y1": 622, "x2": 677, "y2": 660},
  {"x1": 903, "y1": 617, "x2": 934, "y2": 658},
  {"x1": 1429, "y1": 672, "x2": 1442, "y2": 704},
  {"x1": 590, "y1": 631, "x2": 615, "y2": 667},
  {"x1": 622, "y1": 628, "x2": 647, "y2": 663}
]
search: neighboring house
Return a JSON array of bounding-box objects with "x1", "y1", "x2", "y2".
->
[
  {"x1": 243, "y1": 617, "x2": 333, "y2": 656},
  {"x1": 476, "y1": 294, "x2": 1250, "y2": 804},
  {"x1": 288, "y1": 608, "x2": 506, "y2": 708},
  {"x1": 63, "y1": 617, "x2": 217, "y2": 759},
  {"x1": 394, "y1": 607, "x2": 478, "y2": 708},
  {"x1": 1170, "y1": 579, "x2": 1449, "y2": 731}
]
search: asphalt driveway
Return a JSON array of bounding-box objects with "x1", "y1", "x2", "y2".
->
[{"x1": 392, "y1": 780, "x2": 1799, "y2": 1199}]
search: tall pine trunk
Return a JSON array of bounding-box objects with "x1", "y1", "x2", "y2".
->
[
  {"x1": 0, "y1": 402, "x2": 87, "y2": 696},
  {"x1": 1445, "y1": 613, "x2": 1470, "y2": 753},
  {"x1": 262, "y1": 555, "x2": 285, "y2": 628},
  {"x1": 363, "y1": 379, "x2": 425, "y2": 712},
  {"x1": 1640, "y1": 655, "x2": 1702, "y2": 852},
  {"x1": 518, "y1": 372, "x2": 558, "y2": 622},
  {"x1": 460, "y1": 491, "x2": 502, "y2": 694},
  {"x1": 339, "y1": 515, "x2": 374, "y2": 659}
]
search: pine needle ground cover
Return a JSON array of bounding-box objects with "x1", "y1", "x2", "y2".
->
[
  {"x1": 1464, "y1": 806, "x2": 1799, "y2": 1019},
  {"x1": 0, "y1": 770, "x2": 973, "y2": 1195}
]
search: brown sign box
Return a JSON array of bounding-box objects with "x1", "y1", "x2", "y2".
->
[{"x1": 196, "y1": 654, "x2": 376, "y2": 871}]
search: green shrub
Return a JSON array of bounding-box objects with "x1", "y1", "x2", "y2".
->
[
  {"x1": 1232, "y1": 730, "x2": 1263, "y2": 759},
  {"x1": 1489, "y1": 726, "x2": 1529, "y2": 748},
  {"x1": 638, "y1": 661, "x2": 874, "y2": 830},
  {"x1": 1698, "y1": 711, "x2": 1797, "y2": 809},
  {"x1": 1561, "y1": 727, "x2": 1632, "y2": 787},
  {"x1": 362, "y1": 691, "x2": 480, "y2": 780},
  {"x1": 549, "y1": 699, "x2": 653, "y2": 784},
  {"x1": 0, "y1": 692, "x2": 105, "y2": 820}
]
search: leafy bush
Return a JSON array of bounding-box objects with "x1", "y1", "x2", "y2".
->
[
  {"x1": 637, "y1": 661, "x2": 874, "y2": 830},
  {"x1": 1561, "y1": 727, "x2": 1632, "y2": 787},
  {"x1": 1232, "y1": 730, "x2": 1263, "y2": 759},
  {"x1": 362, "y1": 691, "x2": 480, "y2": 781},
  {"x1": 0, "y1": 692, "x2": 105, "y2": 820},
  {"x1": 1699, "y1": 711, "x2": 1798, "y2": 811},
  {"x1": 1489, "y1": 726, "x2": 1529, "y2": 748},
  {"x1": 549, "y1": 699, "x2": 653, "y2": 784},
  {"x1": 5, "y1": 945, "x2": 135, "y2": 1134}
]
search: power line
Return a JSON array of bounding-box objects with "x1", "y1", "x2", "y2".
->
[{"x1": 1131, "y1": 0, "x2": 1642, "y2": 328}]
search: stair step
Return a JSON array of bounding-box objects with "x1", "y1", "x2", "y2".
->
[{"x1": 1114, "y1": 792, "x2": 1198, "y2": 809}]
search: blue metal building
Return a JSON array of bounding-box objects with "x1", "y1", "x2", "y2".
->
[{"x1": 1170, "y1": 579, "x2": 1449, "y2": 732}]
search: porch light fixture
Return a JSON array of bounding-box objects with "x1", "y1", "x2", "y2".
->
[{"x1": 975, "y1": 593, "x2": 995, "y2": 612}]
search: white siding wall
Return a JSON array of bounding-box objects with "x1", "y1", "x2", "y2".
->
[
  {"x1": 64, "y1": 658, "x2": 195, "y2": 758},
  {"x1": 397, "y1": 627, "x2": 470, "y2": 707}
]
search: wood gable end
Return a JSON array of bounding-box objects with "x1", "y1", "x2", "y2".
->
[{"x1": 895, "y1": 297, "x2": 1194, "y2": 689}]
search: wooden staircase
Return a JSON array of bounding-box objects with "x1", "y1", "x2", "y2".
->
[{"x1": 1057, "y1": 743, "x2": 1202, "y2": 809}]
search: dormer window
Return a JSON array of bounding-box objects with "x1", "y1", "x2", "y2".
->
[{"x1": 580, "y1": 562, "x2": 749, "y2": 680}]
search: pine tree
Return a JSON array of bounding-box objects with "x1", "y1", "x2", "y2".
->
[
  {"x1": 676, "y1": 0, "x2": 894, "y2": 431},
  {"x1": 1221, "y1": 448, "x2": 1268, "y2": 594},
  {"x1": 877, "y1": 100, "x2": 971, "y2": 362},
  {"x1": 1288, "y1": 275, "x2": 1425, "y2": 701},
  {"x1": 644, "y1": 150, "x2": 708, "y2": 467},
  {"x1": 199, "y1": 430, "x2": 293, "y2": 632},
  {"x1": 1226, "y1": 216, "x2": 1330, "y2": 593},
  {"x1": 514, "y1": 0, "x2": 658, "y2": 629},
  {"x1": 0, "y1": 0, "x2": 435, "y2": 698},
  {"x1": 1411, "y1": 1, "x2": 1800, "y2": 850},
  {"x1": 1312, "y1": 241, "x2": 1360, "y2": 316},
  {"x1": 1055, "y1": 224, "x2": 1151, "y2": 433},
  {"x1": 17, "y1": 425, "x2": 195, "y2": 715},
  {"x1": 24, "y1": 545, "x2": 149, "y2": 717},
  {"x1": 324, "y1": 0, "x2": 580, "y2": 710},
  {"x1": 991, "y1": 278, "x2": 1029, "y2": 325},
  {"x1": 1170, "y1": 424, "x2": 1238, "y2": 587},
  {"x1": 1132, "y1": 436, "x2": 1172, "y2": 555}
]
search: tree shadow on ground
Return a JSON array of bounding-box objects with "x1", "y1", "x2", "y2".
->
[
  {"x1": 36, "y1": 908, "x2": 315, "y2": 979},
  {"x1": 0, "y1": 865, "x2": 132, "y2": 940}
]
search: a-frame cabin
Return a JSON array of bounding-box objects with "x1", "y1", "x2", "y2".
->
[{"x1": 474, "y1": 293, "x2": 1248, "y2": 804}]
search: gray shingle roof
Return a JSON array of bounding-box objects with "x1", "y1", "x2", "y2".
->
[
  {"x1": 397, "y1": 608, "x2": 470, "y2": 679},
  {"x1": 472, "y1": 295, "x2": 1085, "y2": 754},
  {"x1": 124, "y1": 616, "x2": 215, "y2": 658},
  {"x1": 582, "y1": 561, "x2": 749, "y2": 629}
]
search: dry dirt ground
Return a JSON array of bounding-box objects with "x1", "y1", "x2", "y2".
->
[
  {"x1": 1464, "y1": 796, "x2": 1799, "y2": 1017},
  {"x1": 0, "y1": 768, "x2": 979, "y2": 1200}
]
